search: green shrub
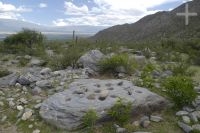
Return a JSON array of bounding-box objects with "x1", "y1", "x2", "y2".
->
[
  {"x1": 3, "y1": 29, "x2": 45, "y2": 55},
  {"x1": 82, "y1": 109, "x2": 98, "y2": 129},
  {"x1": 108, "y1": 98, "x2": 132, "y2": 125},
  {"x1": 163, "y1": 76, "x2": 197, "y2": 108},
  {"x1": 48, "y1": 47, "x2": 82, "y2": 70},
  {"x1": 99, "y1": 54, "x2": 137, "y2": 74},
  {"x1": 0, "y1": 68, "x2": 10, "y2": 78},
  {"x1": 19, "y1": 57, "x2": 30, "y2": 67}
]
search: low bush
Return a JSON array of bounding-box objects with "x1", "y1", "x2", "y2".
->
[
  {"x1": 99, "y1": 54, "x2": 137, "y2": 74},
  {"x1": 108, "y1": 98, "x2": 132, "y2": 125},
  {"x1": 19, "y1": 57, "x2": 30, "y2": 67},
  {"x1": 163, "y1": 76, "x2": 197, "y2": 108}
]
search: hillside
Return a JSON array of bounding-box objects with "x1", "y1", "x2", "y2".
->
[{"x1": 91, "y1": 0, "x2": 200, "y2": 43}]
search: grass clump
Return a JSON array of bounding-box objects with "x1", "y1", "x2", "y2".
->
[
  {"x1": 82, "y1": 109, "x2": 98, "y2": 132},
  {"x1": 108, "y1": 98, "x2": 132, "y2": 125},
  {"x1": 0, "y1": 68, "x2": 10, "y2": 78},
  {"x1": 99, "y1": 54, "x2": 137, "y2": 75},
  {"x1": 163, "y1": 76, "x2": 197, "y2": 108}
]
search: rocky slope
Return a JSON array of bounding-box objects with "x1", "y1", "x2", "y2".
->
[{"x1": 91, "y1": 0, "x2": 200, "y2": 43}]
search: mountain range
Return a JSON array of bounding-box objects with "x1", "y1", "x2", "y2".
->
[{"x1": 91, "y1": 0, "x2": 200, "y2": 43}]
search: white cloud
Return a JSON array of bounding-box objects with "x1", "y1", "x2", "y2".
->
[
  {"x1": 0, "y1": 1, "x2": 31, "y2": 19},
  {"x1": 53, "y1": 0, "x2": 184, "y2": 26},
  {"x1": 64, "y1": 2, "x2": 88, "y2": 15},
  {"x1": 39, "y1": 3, "x2": 47, "y2": 8}
]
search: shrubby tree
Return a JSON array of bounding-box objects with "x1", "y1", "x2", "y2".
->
[{"x1": 4, "y1": 28, "x2": 44, "y2": 48}]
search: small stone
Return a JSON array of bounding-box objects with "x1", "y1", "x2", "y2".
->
[
  {"x1": 192, "y1": 124, "x2": 200, "y2": 131},
  {"x1": 132, "y1": 121, "x2": 140, "y2": 127},
  {"x1": 1, "y1": 115, "x2": 7, "y2": 122},
  {"x1": 34, "y1": 103, "x2": 42, "y2": 109},
  {"x1": 116, "y1": 127, "x2": 126, "y2": 133},
  {"x1": 0, "y1": 101, "x2": 4, "y2": 106},
  {"x1": 189, "y1": 112, "x2": 198, "y2": 123},
  {"x1": 9, "y1": 100, "x2": 15, "y2": 108},
  {"x1": 17, "y1": 105, "x2": 24, "y2": 111},
  {"x1": 141, "y1": 120, "x2": 150, "y2": 128},
  {"x1": 32, "y1": 87, "x2": 42, "y2": 95},
  {"x1": 19, "y1": 98, "x2": 28, "y2": 104},
  {"x1": 183, "y1": 106, "x2": 195, "y2": 113},
  {"x1": 117, "y1": 81, "x2": 123, "y2": 86},
  {"x1": 178, "y1": 121, "x2": 192, "y2": 133},
  {"x1": 15, "y1": 83, "x2": 22, "y2": 88},
  {"x1": 28, "y1": 124, "x2": 33, "y2": 128},
  {"x1": 22, "y1": 110, "x2": 33, "y2": 120},
  {"x1": 176, "y1": 111, "x2": 189, "y2": 116},
  {"x1": 99, "y1": 90, "x2": 109, "y2": 100},
  {"x1": 0, "y1": 91, "x2": 5, "y2": 96},
  {"x1": 40, "y1": 68, "x2": 52, "y2": 75},
  {"x1": 32, "y1": 129, "x2": 40, "y2": 133},
  {"x1": 22, "y1": 86, "x2": 28, "y2": 92},
  {"x1": 182, "y1": 116, "x2": 191, "y2": 124},
  {"x1": 150, "y1": 115, "x2": 163, "y2": 122}
]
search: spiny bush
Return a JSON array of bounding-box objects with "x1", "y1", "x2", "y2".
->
[
  {"x1": 99, "y1": 54, "x2": 137, "y2": 74},
  {"x1": 163, "y1": 76, "x2": 197, "y2": 108},
  {"x1": 82, "y1": 109, "x2": 98, "y2": 130},
  {"x1": 108, "y1": 98, "x2": 132, "y2": 125}
]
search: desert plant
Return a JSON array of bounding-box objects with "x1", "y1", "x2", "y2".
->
[
  {"x1": 99, "y1": 54, "x2": 137, "y2": 74},
  {"x1": 163, "y1": 76, "x2": 197, "y2": 108},
  {"x1": 82, "y1": 109, "x2": 98, "y2": 130},
  {"x1": 108, "y1": 98, "x2": 132, "y2": 125}
]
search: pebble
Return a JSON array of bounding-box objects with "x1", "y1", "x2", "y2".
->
[
  {"x1": 17, "y1": 105, "x2": 24, "y2": 111},
  {"x1": 15, "y1": 83, "x2": 22, "y2": 88},
  {"x1": 1, "y1": 115, "x2": 7, "y2": 122},
  {"x1": 22, "y1": 110, "x2": 33, "y2": 120},
  {"x1": 0, "y1": 101, "x2": 4, "y2": 106},
  {"x1": 9, "y1": 100, "x2": 15, "y2": 108}
]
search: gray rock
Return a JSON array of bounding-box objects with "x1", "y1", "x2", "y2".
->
[
  {"x1": 77, "y1": 50, "x2": 105, "y2": 71},
  {"x1": 32, "y1": 87, "x2": 42, "y2": 95},
  {"x1": 24, "y1": 55, "x2": 32, "y2": 60},
  {"x1": 40, "y1": 68, "x2": 52, "y2": 75},
  {"x1": 99, "y1": 90, "x2": 109, "y2": 101},
  {"x1": 40, "y1": 79, "x2": 168, "y2": 130},
  {"x1": 17, "y1": 76, "x2": 31, "y2": 85},
  {"x1": 150, "y1": 115, "x2": 163, "y2": 122},
  {"x1": 133, "y1": 55, "x2": 146, "y2": 64},
  {"x1": 36, "y1": 80, "x2": 52, "y2": 89},
  {"x1": 1, "y1": 115, "x2": 7, "y2": 122},
  {"x1": 116, "y1": 127, "x2": 126, "y2": 133},
  {"x1": 0, "y1": 73, "x2": 18, "y2": 87},
  {"x1": 192, "y1": 124, "x2": 200, "y2": 131},
  {"x1": 189, "y1": 112, "x2": 198, "y2": 123},
  {"x1": 178, "y1": 121, "x2": 192, "y2": 133},
  {"x1": 182, "y1": 116, "x2": 191, "y2": 124},
  {"x1": 176, "y1": 111, "x2": 189, "y2": 116},
  {"x1": 133, "y1": 132, "x2": 151, "y2": 133}
]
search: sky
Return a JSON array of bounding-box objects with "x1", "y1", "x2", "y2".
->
[{"x1": 0, "y1": 0, "x2": 189, "y2": 26}]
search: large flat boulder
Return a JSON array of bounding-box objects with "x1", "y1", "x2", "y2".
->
[{"x1": 40, "y1": 79, "x2": 168, "y2": 130}]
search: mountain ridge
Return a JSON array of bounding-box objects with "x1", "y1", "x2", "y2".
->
[{"x1": 91, "y1": 0, "x2": 200, "y2": 43}]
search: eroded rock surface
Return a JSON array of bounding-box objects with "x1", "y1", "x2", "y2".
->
[{"x1": 40, "y1": 79, "x2": 168, "y2": 130}]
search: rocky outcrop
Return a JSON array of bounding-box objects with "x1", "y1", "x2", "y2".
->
[
  {"x1": 39, "y1": 79, "x2": 168, "y2": 130},
  {"x1": 77, "y1": 50, "x2": 105, "y2": 72}
]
